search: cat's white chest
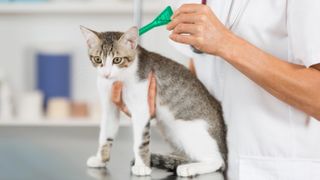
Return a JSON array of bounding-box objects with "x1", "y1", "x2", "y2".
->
[{"x1": 122, "y1": 77, "x2": 149, "y2": 116}]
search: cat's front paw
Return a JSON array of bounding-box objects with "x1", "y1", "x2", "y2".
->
[
  {"x1": 87, "y1": 156, "x2": 107, "y2": 168},
  {"x1": 131, "y1": 165, "x2": 152, "y2": 176},
  {"x1": 177, "y1": 164, "x2": 197, "y2": 177}
]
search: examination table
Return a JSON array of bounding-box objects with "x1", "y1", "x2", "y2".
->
[{"x1": 0, "y1": 126, "x2": 224, "y2": 180}]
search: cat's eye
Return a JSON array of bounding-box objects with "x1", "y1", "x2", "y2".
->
[
  {"x1": 113, "y1": 57, "x2": 123, "y2": 64},
  {"x1": 93, "y1": 56, "x2": 102, "y2": 64}
]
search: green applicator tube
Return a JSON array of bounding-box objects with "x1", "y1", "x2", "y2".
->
[{"x1": 139, "y1": 6, "x2": 174, "y2": 36}]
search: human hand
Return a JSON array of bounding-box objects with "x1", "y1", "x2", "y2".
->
[
  {"x1": 111, "y1": 72, "x2": 156, "y2": 118},
  {"x1": 189, "y1": 59, "x2": 196, "y2": 76},
  {"x1": 167, "y1": 4, "x2": 232, "y2": 56},
  {"x1": 111, "y1": 81, "x2": 131, "y2": 117}
]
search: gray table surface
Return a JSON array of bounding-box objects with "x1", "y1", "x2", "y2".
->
[{"x1": 0, "y1": 126, "x2": 224, "y2": 180}]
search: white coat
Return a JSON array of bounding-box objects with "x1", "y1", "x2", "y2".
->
[{"x1": 170, "y1": 0, "x2": 320, "y2": 180}]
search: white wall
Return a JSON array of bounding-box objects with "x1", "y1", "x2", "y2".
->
[{"x1": 0, "y1": 1, "x2": 188, "y2": 103}]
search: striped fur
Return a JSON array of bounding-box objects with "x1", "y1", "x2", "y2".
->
[
  {"x1": 100, "y1": 138, "x2": 113, "y2": 162},
  {"x1": 139, "y1": 121, "x2": 151, "y2": 167},
  {"x1": 150, "y1": 153, "x2": 189, "y2": 172}
]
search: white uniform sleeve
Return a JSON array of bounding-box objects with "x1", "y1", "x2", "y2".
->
[{"x1": 288, "y1": 0, "x2": 320, "y2": 67}]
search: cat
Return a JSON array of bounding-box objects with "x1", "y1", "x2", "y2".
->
[{"x1": 80, "y1": 26, "x2": 227, "y2": 177}]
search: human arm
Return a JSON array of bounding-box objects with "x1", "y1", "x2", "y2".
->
[{"x1": 167, "y1": 4, "x2": 320, "y2": 120}]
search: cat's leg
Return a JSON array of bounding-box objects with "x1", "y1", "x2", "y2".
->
[
  {"x1": 123, "y1": 80, "x2": 152, "y2": 176},
  {"x1": 131, "y1": 117, "x2": 152, "y2": 176},
  {"x1": 87, "y1": 77, "x2": 120, "y2": 168},
  {"x1": 172, "y1": 119, "x2": 224, "y2": 177}
]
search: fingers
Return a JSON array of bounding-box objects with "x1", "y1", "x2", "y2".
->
[
  {"x1": 188, "y1": 59, "x2": 197, "y2": 76},
  {"x1": 169, "y1": 4, "x2": 210, "y2": 30},
  {"x1": 112, "y1": 81, "x2": 131, "y2": 117},
  {"x1": 169, "y1": 33, "x2": 196, "y2": 46},
  {"x1": 111, "y1": 81, "x2": 123, "y2": 107},
  {"x1": 167, "y1": 13, "x2": 198, "y2": 30},
  {"x1": 173, "y1": 23, "x2": 200, "y2": 36},
  {"x1": 168, "y1": 4, "x2": 210, "y2": 47},
  {"x1": 120, "y1": 104, "x2": 131, "y2": 117},
  {"x1": 148, "y1": 72, "x2": 156, "y2": 118},
  {"x1": 172, "y1": 4, "x2": 205, "y2": 19}
]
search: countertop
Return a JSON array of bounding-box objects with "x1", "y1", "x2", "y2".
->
[{"x1": 0, "y1": 126, "x2": 224, "y2": 180}]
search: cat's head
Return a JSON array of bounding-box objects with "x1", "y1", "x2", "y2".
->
[{"x1": 80, "y1": 26, "x2": 139, "y2": 79}]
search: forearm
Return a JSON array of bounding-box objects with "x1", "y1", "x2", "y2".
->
[{"x1": 218, "y1": 32, "x2": 320, "y2": 120}]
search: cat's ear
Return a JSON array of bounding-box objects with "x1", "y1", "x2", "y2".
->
[
  {"x1": 80, "y1": 26, "x2": 101, "y2": 48},
  {"x1": 119, "y1": 26, "x2": 139, "y2": 50}
]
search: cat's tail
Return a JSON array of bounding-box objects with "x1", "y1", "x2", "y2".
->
[{"x1": 150, "y1": 153, "x2": 189, "y2": 172}]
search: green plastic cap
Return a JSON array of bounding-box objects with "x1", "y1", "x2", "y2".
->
[{"x1": 139, "y1": 6, "x2": 173, "y2": 36}]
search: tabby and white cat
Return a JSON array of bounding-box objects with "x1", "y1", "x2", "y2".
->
[{"x1": 80, "y1": 26, "x2": 227, "y2": 177}]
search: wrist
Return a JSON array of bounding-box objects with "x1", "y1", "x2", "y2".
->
[{"x1": 215, "y1": 31, "x2": 242, "y2": 60}]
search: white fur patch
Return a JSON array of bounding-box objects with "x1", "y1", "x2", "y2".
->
[
  {"x1": 87, "y1": 156, "x2": 106, "y2": 168},
  {"x1": 177, "y1": 162, "x2": 223, "y2": 177},
  {"x1": 131, "y1": 165, "x2": 152, "y2": 176}
]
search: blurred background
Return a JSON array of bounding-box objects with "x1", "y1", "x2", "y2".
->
[
  {"x1": 0, "y1": 2, "x2": 225, "y2": 179},
  {"x1": 0, "y1": 0, "x2": 188, "y2": 127}
]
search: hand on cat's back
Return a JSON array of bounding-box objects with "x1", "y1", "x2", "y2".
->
[{"x1": 111, "y1": 72, "x2": 157, "y2": 118}]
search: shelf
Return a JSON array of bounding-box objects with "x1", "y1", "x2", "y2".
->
[
  {"x1": 0, "y1": 1, "x2": 164, "y2": 15},
  {"x1": 0, "y1": 118, "x2": 131, "y2": 127}
]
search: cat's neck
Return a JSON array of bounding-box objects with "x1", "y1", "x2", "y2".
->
[{"x1": 119, "y1": 45, "x2": 157, "y2": 83}]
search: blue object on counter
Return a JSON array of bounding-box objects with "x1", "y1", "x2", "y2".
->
[{"x1": 37, "y1": 53, "x2": 71, "y2": 106}]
